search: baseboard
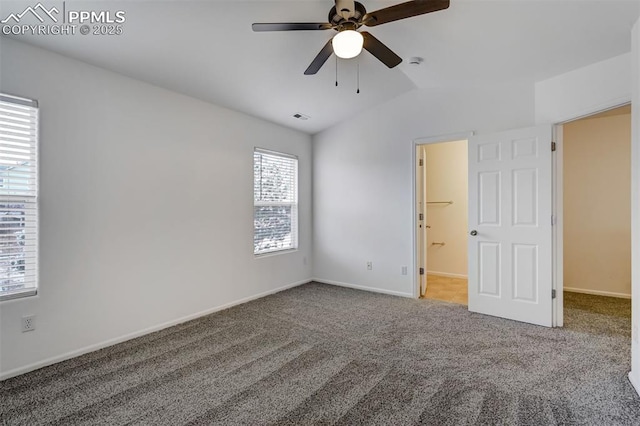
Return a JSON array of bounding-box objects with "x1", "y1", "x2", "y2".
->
[
  {"x1": 629, "y1": 372, "x2": 640, "y2": 397},
  {"x1": 0, "y1": 278, "x2": 311, "y2": 381},
  {"x1": 564, "y1": 286, "x2": 631, "y2": 299},
  {"x1": 427, "y1": 271, "x2": 468, "y2": 279},
  {"x1": 312, "y1": 278, "x2": 413, "y2": 298}
]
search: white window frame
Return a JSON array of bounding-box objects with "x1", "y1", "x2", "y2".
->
[
  {"x1": 0, "y1": 94, "x2": 39, "y2": 302},
  {"x1": 253, "y1": 148, "x2": 298, "y2": 256}
]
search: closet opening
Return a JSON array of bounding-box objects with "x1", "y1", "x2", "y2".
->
[{"x1": 416, "y1": 139, "x2": 469, "y2": 305}]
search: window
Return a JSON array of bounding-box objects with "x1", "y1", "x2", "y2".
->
[
  {"x1": 0, "y1": 94, "x2": 38, "y2": 301},
  {"x1": 253, "y1": 148, "x2": 298, "y2": 255}
]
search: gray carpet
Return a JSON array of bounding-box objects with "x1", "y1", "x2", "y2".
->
[{"x1": 1, "y1": 283, "x2": 638, "y2": 425}]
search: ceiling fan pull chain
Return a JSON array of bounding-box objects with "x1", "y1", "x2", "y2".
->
[
  {"x1": 335, "y1": 56, "x2": 339, "y2": 87},
  {"x1": 357, "y1": 58, "x2": 360, "y2": 94}
]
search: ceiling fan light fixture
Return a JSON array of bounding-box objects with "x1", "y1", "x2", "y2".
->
[{"x1": 332, "y1": 30, "x2": 364, "y2": 59}]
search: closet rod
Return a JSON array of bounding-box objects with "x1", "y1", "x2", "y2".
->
[{"x1": 427, "y1": 201, "x2": 453, "y2": 205}]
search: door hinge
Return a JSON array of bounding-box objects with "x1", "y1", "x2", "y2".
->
[
  {"x1": 551, "y1": 141, "x2": 556, "y2": 152},
  {"x1": 551, "y1": 215, "x2": 556, "y2": 226},
  {"x1": 419, "y1": 213, "x2": 424, "y2": 221},
  {"x1": 419, "y1": 159, "x2": 424, "y2": 166},
  {"x1": 419, "y1": 268, "x2": 424, "y2": 275},
  {"x1": 552, "y1": 289, "x2": 557, "y2": 299}
]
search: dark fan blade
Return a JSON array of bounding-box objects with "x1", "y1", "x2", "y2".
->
[
  {"x1": 362, "y1": 32, "x2": 402, "y2": 68},
  {"x1": 363, "y1": 0, "x2": 449, "y2": 27},
  {"x1": 304, "y1": 40, "x2": 334, "y2": 75},
  {"x1": 252, "y1": 23, "x2": 333, "y2": 32}
]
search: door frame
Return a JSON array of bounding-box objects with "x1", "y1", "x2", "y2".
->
[
  {"x1": 412, "y1": 131, "x2": 474, "y2": 299},
  {"x1": 552, "y1": 102, "x2": 632, "y2": 327},
  {"x1": 552, "y1": 124, "x2": 563, "y2": 327}
]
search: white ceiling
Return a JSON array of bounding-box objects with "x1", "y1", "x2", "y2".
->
[{"x1": 1, "y1": 0, "x2": 639, "y2": 134}]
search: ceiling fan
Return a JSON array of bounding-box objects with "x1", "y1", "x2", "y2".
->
[{"x1": 252, "y1": 0, "x2": 450, "y2": 75}]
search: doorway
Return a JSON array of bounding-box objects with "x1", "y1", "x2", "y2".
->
[
  {"x1": 416, "y1": 126, "x2": 554, "y2": 326},
  {"x1": 413, "y1": 118, "x2": 631, "y2": 328},
  {"x1": 416, "y1": 139, "x2": 469, "y2": 305},
  {"x1": 559, "y1": 105, "x2": 632, "y2": 324}
]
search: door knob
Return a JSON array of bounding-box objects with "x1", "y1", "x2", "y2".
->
[{"x1": 470, "y1": 230, "x2": 478, "y2": 236}]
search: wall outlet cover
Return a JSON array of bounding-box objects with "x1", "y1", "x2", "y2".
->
[{"x1": 21, "y1": 315, "x2": 36, "y2": 333}]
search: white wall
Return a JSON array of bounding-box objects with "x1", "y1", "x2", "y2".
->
[
  {"x1": 630, "y1": 18, "x2": 640, "y2": 396},
  {"x1": 425, "y1": 141, "x2": 468, "y2": 278},
  {"x1": 313, "y1": 48, "x2": 638, "y2": 311},
  {"x1": 536, "y1": 53, "x2": 632, "y2": 124},
  {"x1": 563, "y1": 111, "x2": 632, "y2": 297},
  {"x1": 312, "y1": 81, "x2": 534, "y2": 296},
  {"x1": 0, "y1": 38, "x2": 313, "y2": 379}
]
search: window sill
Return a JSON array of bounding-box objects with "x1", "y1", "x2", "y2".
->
[
  {"x1": 254, "y1": 248, "x2": 298, "y2": 259},
  {"x1": 0, "y1": 288, "x2": 37, "y2": 302}
]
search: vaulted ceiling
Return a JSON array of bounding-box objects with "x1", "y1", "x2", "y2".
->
[{"x1": 2, "y1": 0, "x2": 639, "y2": 134}]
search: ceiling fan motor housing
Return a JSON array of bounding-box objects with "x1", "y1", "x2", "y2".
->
[{"x1": 329, "y1": 2, "x2": 367, "y2": 31}]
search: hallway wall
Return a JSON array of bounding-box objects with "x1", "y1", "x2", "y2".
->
[{"x1": 563, "y1": 108, "x2": 632, "y2": 297}]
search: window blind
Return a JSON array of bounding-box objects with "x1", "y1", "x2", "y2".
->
[
  {"x1": 254, "y1": 149, "x2": 298, "y2": 255},
  {"x1": 0, "y1": 94, "x2": 38, "y2": 301}
]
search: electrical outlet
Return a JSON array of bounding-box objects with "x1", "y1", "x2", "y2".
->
[
  {"x1": 401, "y1": 266, "x2": 408, "y2": 275},
  {"x1": 21, "y1": 315, "x2": 36, "y2": 333},
  {"x1": 366, "y1": 261, "x2": 373, "y2": 271}
]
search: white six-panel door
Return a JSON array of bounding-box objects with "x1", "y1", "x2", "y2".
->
[{"x1": 468, "y1": 125, "x2": 553, "y2": 327}]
